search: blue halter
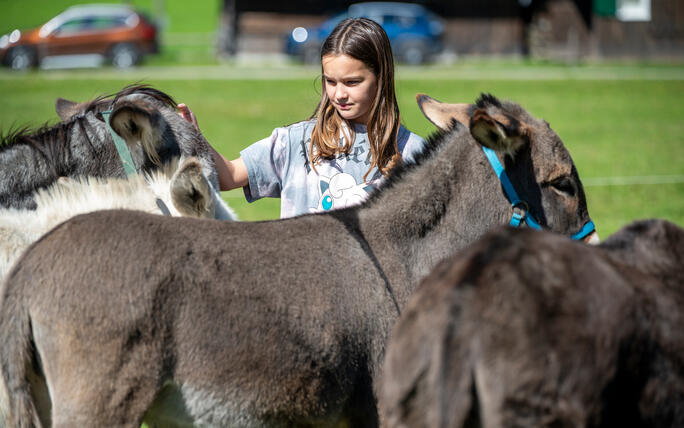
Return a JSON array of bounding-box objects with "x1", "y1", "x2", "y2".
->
[{"x1": 481, "y1": 146, "x2": 595, "y2": 241}]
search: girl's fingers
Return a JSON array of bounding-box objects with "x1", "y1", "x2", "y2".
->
[
  {"x1": 177, "y1": 103, "x2": 199, "y2": 130},
  {"x1": 178, "y1": 103, "x2": 191, "y2": 120},
  {"x1": 177, "y1": 103, "x2": 188, "y2": 119}
]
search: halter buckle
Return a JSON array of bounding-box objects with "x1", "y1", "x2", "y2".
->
[{"x1": 510, "y1": 201, "x2": 529, "y2": 228}]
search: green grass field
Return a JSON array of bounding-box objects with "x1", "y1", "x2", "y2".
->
[{"x1": 0, "y1": 64, "x2": 682, "y2": 237}]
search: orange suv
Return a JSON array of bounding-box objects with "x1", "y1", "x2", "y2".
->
[{"x1": 0, "y1": 4, "x2": 158, "y2": 70}]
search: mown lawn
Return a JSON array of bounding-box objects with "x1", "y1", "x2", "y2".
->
[{"x1": 0, "y1": 65, "x2": 682, "y2": 237}]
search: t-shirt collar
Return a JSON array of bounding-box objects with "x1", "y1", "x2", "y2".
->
[{"x1": 341, "y1": 121, "x2": 367, "y2": 133}]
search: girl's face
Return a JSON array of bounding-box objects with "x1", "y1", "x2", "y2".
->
[{"x1": 322, "y1": 54, "x2": 378, "y2": 124}]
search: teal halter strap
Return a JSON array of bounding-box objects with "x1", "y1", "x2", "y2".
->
[
  {"x1": 101, "y1": 109, "x2": 137, "y2": 177},
  {"x1": 481, "y1": 145, "x2": 596, "y2": 241}
]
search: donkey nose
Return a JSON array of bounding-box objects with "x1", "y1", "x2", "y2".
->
[{"x1": 583, "y1": 231, "x2": 600, "y2": 245}]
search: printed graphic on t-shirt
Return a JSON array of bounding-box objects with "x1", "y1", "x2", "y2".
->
[
  {"x1": 299, "y1": 138, "x2": 371, "y2": 175},
  {"x1": 311, "y1": 173, "x2": 374, "y2": 213}
]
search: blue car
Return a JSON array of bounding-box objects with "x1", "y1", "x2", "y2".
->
[{"x1": 285, "y1": 2, "x2": 443, "y2": 65}]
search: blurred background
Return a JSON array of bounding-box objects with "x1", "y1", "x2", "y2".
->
[
  {"x1": 3, "y1": 0, "x2": 683, "y2": 68},
  {"x1": 0, "y1": 0, "x2": 682, "y2": 235}
]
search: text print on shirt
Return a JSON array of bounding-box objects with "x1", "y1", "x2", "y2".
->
[{"x1": 299, "y1": 136, "x2": 372, "y2": 176}]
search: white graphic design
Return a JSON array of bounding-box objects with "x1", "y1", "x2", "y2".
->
[{"x1": 313, "y1": 173, "x2": 373, "y2": 213}]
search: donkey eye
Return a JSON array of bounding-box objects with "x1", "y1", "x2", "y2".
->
[{"x1": 549, "y1": 177, "x2": 576, "y2": 197}]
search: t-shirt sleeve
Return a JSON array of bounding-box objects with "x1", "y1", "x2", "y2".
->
[
  {"x1": 240, "y1": 127, "x2": 291, "y2": 202},
  {"x1": 399, "y1": 128, "x2": 427, "y2": 164}
]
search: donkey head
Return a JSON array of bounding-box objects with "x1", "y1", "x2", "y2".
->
[
  {"x1": 168, "y1": 157, "x2": 236, "y2": 220},
  {"x1": 108, "y1": 100, "x2": 165, "y2": 167},
  {"x1": 417, "y1": 93, "x2": 597, "y2": 243},
  {"x1": 55, "y1": 85, "x2": 219, "y2": 191},
  {"x1": 56, "y1": 95, "x2": 166, "y2": 168}
]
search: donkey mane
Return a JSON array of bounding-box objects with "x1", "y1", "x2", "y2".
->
[
  {"x1": 0, "y1": 84, "x2": 176, "y2": 151},
  {"x1": 0, "y1": 84, "x2": 178, "y2": 176},
  {"x1": 363, "y1": 118, "x2": 462, "y2": 210},
  {"x1": 0, "y1": 123, "x2": 82, "y2": 176},
  {"x1": 476, "y1": 92, "x2": 535, "y2": 123},
  {"x1": 33, "y1": 158, "x2": 187, "y2": 211},
  {"x1": 369, "y1": 132, "x2": 444, "y2": 200},
  {"x1": 374, "y1": 92, "x2": 507, "y2": 201}
]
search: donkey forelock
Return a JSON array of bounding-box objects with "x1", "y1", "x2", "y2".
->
[
  {"x1": 475, "y1": 93, "x2": 531, "y2": 119},
  {"x1": 111, "y1": 84, "x2": 177, "y2": 110},
  {"x1": 475, "y1": 92, "x2": 503, "y2": 109},
  {"x1": 63, "y1": 84, "x2": 178, "y2": 120}
]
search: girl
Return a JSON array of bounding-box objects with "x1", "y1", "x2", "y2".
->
[{"x1": 180, "y1": 17, "x2": 425, "y2": 218}]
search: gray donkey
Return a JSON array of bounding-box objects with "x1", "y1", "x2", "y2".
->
[
  {"x1": 0, "y1": 85, "x2": 218, "y2": 210},
  {"x1": 0, "y1": 94, "x2": 596, "y2": 427}
]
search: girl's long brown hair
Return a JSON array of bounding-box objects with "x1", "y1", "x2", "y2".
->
[{"x1": 309, "y1": 18, "x2": 401, "y2": 180}]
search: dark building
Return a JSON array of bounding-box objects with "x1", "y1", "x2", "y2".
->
[
  {"x1": 530, "y1": 0, "x2": 684, "y2": 60},
  {"x1": 220, "y1": 0, "x2": 684, "y2": 61}
]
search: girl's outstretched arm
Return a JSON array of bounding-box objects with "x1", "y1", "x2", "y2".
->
[{"x1": 178, "y1": 103, "x2": 248, "y2": 191}]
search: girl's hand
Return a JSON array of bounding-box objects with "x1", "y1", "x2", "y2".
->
[
  {"x1": 177, "y1": 102, "x2": 247, "y2": 190},
  {"x1": 177, "y1": 103, "x2": 200, "y2": 131}
]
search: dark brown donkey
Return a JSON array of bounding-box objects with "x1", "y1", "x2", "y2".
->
[
  {"x1": 1, "y1": 94, "x2": 596, "y2": 427},
  {"x1": 380, "y1": 219, "x2": 684, "y2": 428}
]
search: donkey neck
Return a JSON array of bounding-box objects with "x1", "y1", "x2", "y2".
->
[
  {"x1": 358, "y1": 128, "x2": 512, "y2": 299},
  {"x1": 0, "y1": 115, "x2": 124, "y2": 210},
  {"x1": 0, "y1": 123, "x2": 80, "y2": 209}
]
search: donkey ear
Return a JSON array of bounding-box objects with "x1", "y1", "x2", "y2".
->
[
  {"x1": 109, "y1": 101, "x2": 162, "y2": 165},
  {"x1": 469, "y1": 108, "x2": 530, "y2": 154},
  {"x1": 416, "y1": 94, "x2": 471, "y2": 131},
  {"x1": 170, "y1": 157, "x2": 213, "y2": 218},
  {"x1": 55, "y1": 98, "x2": 82, "y2": 121}
]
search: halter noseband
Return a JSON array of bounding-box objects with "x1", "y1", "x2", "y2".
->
[{"x1": 481, "y1": 146, "x2": 596, "y2": 241}]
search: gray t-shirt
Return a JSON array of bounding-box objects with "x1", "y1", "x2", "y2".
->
[{"x1": 240, "y1": 119, "x2": 426, "y2": 218}]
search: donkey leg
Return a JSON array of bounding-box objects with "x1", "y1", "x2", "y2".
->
[
  {"x1": 39, "y1": 329, "x2": 164, "y2": 428},
  {"x1": 49, "y1": 367, "x2": 161, "y2": 428}
]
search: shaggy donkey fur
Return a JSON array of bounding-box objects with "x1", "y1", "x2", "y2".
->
[
  {"x1": 0, "y1": 85, "x2": 218, "y2": 210},
  {"x1": 0, "y1": 156, "x2": 236, "y2": 281},
  {"x1": 380, "y1": 219, "x2": 684, "y2": 428},
  {"x1": 0, "y1": 93, "x2": 595, "y2": 427}
]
